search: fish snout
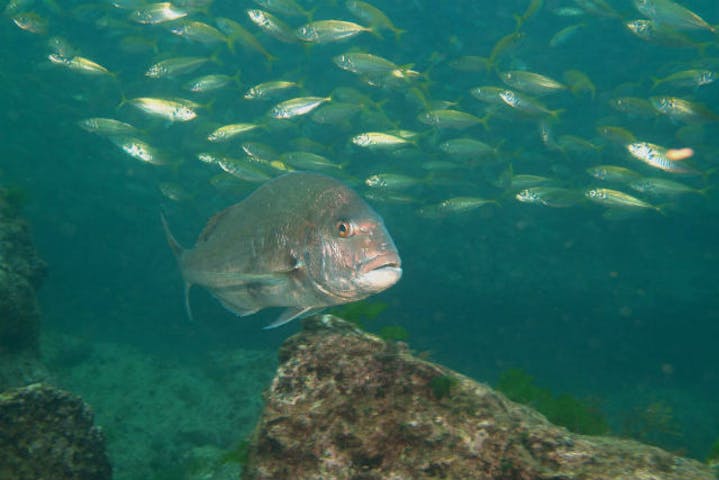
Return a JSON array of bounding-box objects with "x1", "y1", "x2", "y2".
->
[{"x1": 356, "y1": 252, "x2": 402, "y2": 293}]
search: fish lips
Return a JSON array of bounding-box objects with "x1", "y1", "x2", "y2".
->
[{"x1": 356, "y1": 254, "x2": 402, "y2": 292}]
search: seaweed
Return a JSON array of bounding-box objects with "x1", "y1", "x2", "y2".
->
[
  {"x1": 429, "y1": 374, "x2": 458, "y2": 400},
  {"x1": 378, "y1": 325, "x2": 409, "y2": 342},
  {"x1": 496, "y1": 368, "x2": 609, "y2": 435},
  {"x1": 328, "y1": 300, "x2": 388, "y2": 329},
  {"x1": 220, "y1": 438, "x2": 250, "y2": 466}
]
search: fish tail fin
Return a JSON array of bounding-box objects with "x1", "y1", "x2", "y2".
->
[
  {"x1": 367, "y1": 26, "x2": 384, "y2": 41},
  {"x1": 160, "y1": 211, "x2": 195, "y2": 321},
  {"x1": 392, "y1": 27, "x2": 407, "y2": 42}
]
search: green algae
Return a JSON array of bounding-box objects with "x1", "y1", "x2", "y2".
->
[
  {"x1": 429, "y1": 374, "x2": 458, "y2": 400},
  {"x1": 497, "y1": 368, "x2": 609, "y2": 435}
]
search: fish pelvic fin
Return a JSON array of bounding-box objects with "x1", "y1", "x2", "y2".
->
[
  {"x1": 263, "y1": 306, "x2": 321, "y2": 330},
  {"x1": 160, "y1": 211, "x2": 194, "y2": 321}
]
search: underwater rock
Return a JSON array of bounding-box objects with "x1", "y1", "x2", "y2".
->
[
  {"x1": 0, "y1": 186, "x2": 48, "y2": 389},
  {"x1": 245, "y1": 315, "x2": 715, "y2": 480},
  {"x1": 0, "y1": 383, "x2": 111, "y2": 480}
]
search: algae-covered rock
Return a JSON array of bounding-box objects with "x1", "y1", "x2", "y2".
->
[
  {"x1": 0, "y1": 185, "x2": 47, "y2": 355},
  {"x1": 245, "y1": 315, "x2": 715, "y2": 480},
  {"x1": 0, "y1": 186, "x2": 49, "y2": 390},
  {"x1": 0, "y1": 383, "x2": 111, "y2": 480}
]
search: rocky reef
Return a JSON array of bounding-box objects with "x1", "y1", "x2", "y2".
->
[
  {"x1": 0, "y1": 186, "x2": 48, "y2": 389},
  {"x1": 0, "y1": 383, "x2": 111, "y2": 480},
  {"x1": 245, "y1": 315, "x2": 715, "y2": 480}
]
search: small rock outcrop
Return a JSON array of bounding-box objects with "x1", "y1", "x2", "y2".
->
[
  {"x1": 0, "y1": 383, "x2": 111, "y2": 480},
  {"x1": 0, "y1": 186, "x2": 48, "y2": 389},
  {"x1": 245, "y1": 315, "x2": 714, "y2": 480}
]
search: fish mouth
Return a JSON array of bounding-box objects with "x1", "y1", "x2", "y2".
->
[
  {"x1": 361, "y1": 254, "x2": 402, "y2": 274},
  {"x1": 356, "y1": 254, "x2": 402, "y2": 292}
]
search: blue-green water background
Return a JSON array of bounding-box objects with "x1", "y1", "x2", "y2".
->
[{"x1": 2, "y1": 0, "x2": 719, "y2": 468}]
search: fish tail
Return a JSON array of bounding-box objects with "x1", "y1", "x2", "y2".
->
[
  {"x1": 160, "y1": 211, "x2": 194, "y2": 322},
  {"x1": 392, "y1": 27, "x2": 407, "y2": 42}
]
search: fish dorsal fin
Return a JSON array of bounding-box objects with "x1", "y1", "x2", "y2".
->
[
  {"x1": 197, "y1": 206, "x2": 233, "y2": 243},
  {"x1": 263, "y1": 306, "x2": 321, "y2": 329}
]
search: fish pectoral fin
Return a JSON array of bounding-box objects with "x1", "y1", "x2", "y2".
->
[
  {"x1": 263, "y1": 306, "x2": 322, "y2": 330},
  {"x1": 208, "y1": 270, "x2": 289, "y2": 288}
]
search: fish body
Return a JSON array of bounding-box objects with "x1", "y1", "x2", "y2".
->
[
  {"x1": 587, "y1": 165, "x2": 642, "y2": 183},
  {"x1": 145, "y1": 56, "x2": 209, "y2": 78},
  {"x1": 596, "y1": 125, "x2": 637, "y2": 145},
  {"x1": 549, "y1": 23, "x2": 584, "y2": 47},
  {"x1": 333, "y1": 52, "x2": 398, "y2": 76},
  {"x1": 208, "y1": 123, "x2": 260, "y2": 142},
  {"x1": 254, "y1": 0, "x2": 312, "y2": 18},
  {"x1": 499, "y1": 89, "x2": 560, "y2": 118},
  {"x1": 270, "y1": 96, "x2": 331, "y2": 119},
  {"x1": 129, "y1": 2, "x2": 187, "y2": 24},
  {"x1": 217, "y1": 156, "x2": 274, "y2": 182},
  {"x1": 128, "y1": 97, "x2": 198, "y2": 122},
  {"x1": 469, "y1": 86, "x2": 506, "y2": 105},
  {"x1": 296, "y1": 20, "x2": 372, "y2": 43},
  {"x1": 352, "y1": 132, "x2": 412, "y2": 150},
  {"x1": 280, "y1": 152, "x2": 342, "y2": 170},
  {"x1": 78, "y1": 117, "x2": 138, "y2": 136},
  {"x1": 629, "y1": 177, "x2": 705, "y2": 196},
  {"x1": 627, "y1": 141, "x2": 699, "y2": 174},
  {"x1": 499, "y1": 70, "x2": 567, "y2": 95},
  {"x1": 311, "y1": 102, "x2": 361, "y2": 124},
  {"x1": 625, "y1": 19, "x2": 705, "y2": 49},
  {"x1": 170, "y1": 20, "x2": 230, "y2": 46},
  {"x1": 585, "y1": 188, "x2": 659, "y2": 210},
  {"x1": 244, "y1": 80, "x2": 300, "y2": 100},
  {"x1": 633, "y1": 0, "x2": 715, "y2": 32},
  {"x1": 516, "y1": 187, "x2": 581, "y2": 207},
  {"x1": 12, "y1": 12, "x2": 48, "y2": 34},
  {"x1": 365, "y1": 173, "x2": 421, "y2": 190},
  {"x1": 247, "y1": 9, "x2": 297, "y2": 43},
  {"x1": 216, "y1": 16, "x2": 275, "y2": 60},
  {"x1": 650, "y1": 96, "x2": 719, "y2": 124},
  {"x1": 109, "y1": 136, "x2": 163, "y2": 165},
  {"x1": 418, "y1": 109, "x2": 486, "y2": 129},
  {"x1": 161, "y1": 172, "x2": 402, "y2": 327},
  {"x1": 439, "y1": 138, "x2": 495, "y2": 157},
  {"x1": 49, "y1": 54, "x2": 112, "y2": 76},
  {"x1": 345, "y1": 0, "x2": 404, "y2": 38},
  {"x1": 651, "y1": 69, "x2": 717, "y2": 89},
  {"x1": 563, "y1": 69, "x2": 595, "y2": 98},
  {"x1": 419, "y1": 197, "x2": 498, "y2": 218},
  {"x1": 184, "y1": 74, "x2": 234, "y2": 93},
  {"x1": 609, "y1": 96, "x2": 657, "y2": 118}
]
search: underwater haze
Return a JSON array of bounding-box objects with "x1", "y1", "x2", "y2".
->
[{"x1": 2, "y1": 0, "x2": 719, "y2": 477}]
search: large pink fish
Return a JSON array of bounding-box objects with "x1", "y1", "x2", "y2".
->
[{"x1": 162, "y1": 172, "x2": 402, "y2": 328}]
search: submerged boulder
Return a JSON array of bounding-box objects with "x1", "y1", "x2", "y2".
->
[
  {"x1": 0, "y1": 186, "x2": 48, "y2": 389},
  {"x1": 0, "y1": 383, "x2": 111, "y2": 480},
  {"x1": 245, "y1": 315, "x2": 714, "y2": 480}
]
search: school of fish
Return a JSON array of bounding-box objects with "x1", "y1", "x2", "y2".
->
[{"x1": 4, "y1": 0, "x2": 718, "y2": 221}]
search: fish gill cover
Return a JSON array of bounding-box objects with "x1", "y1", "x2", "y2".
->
[{"x1": 1, "y1": 0, "x2": 718, "y2": 478}]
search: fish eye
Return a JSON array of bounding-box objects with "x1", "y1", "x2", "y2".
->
[{"x1": 336, "y1": 220, "x2": 354, "y2": 238}]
